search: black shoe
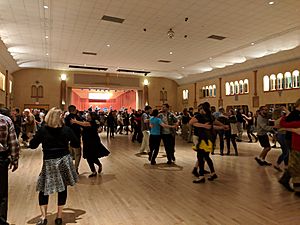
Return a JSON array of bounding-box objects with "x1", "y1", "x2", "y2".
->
[
  {"x1": 151, "y1": 160, "x2": 156, "y2": 165},
  {"x1": 0, "y1": 218, "x2": 9, "y2": 225},
  {"x1": 148, "y1": 152, "x2": 152, "y2": 161},
  {"x1": 211, "y1": 152, "x2": 215, "y2": 155},
  {"x1": 98, "y1": 163, "x2": 102, "y2": 173},
  {"x1": 88, "y1": 172, "x2": 97, "y2": 178},
  {"x1": 279, "y1": 179, "x2": 294, "y2": 192},
  {"x1": 171, "y1": 155, "x2": 176, "y2": 161},
  {"x1": 36, "y1": 219, "x2": 47, "y2": 225},
  {"x1": 235, "y1": 153, "x2": 239, "y2": 156},
  {"x1": 226, "y1": 152, "x2": 230, "y2": 155},
  {"x1": 262, "y1": 160, "x2": 272, "y2": 166},
  {"x1": 272, "y1": 145, "x2": 277, "y2": 148},
  {"x1": 204, "y1": 170, "x2": 210, "y2": 174},
  {"x1": 193, "y1": 178, "x2": 205, "y2": 183},
  {"x1": 208, "y1": 174, "x2": 218, "y2": 181},
  {"x1": 55, "y1": 218, "x2": 62, "y2": 225},
  {"x1": 273, "y1": 165, "x2": 283, "y2": 172},
  {"x1": 192, "y1": 168, "x2": 199, "y2": 177},
  {"x1": 254, "y1": 157, "x2": 264, "y2": 166},
  {"x1": 167, "y1": 160, "x2": 172, "y2": 164},
  {"x1": 248, "y1": 140, "x2": 253, "y2": 143}
]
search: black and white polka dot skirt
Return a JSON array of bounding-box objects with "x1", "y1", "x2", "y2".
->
[{"x1": 36, "y1": 154, "x2": 78, "y2": 195}]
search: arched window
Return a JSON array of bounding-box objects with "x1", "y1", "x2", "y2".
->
[
  {"x1": 225, "y1": 82, "x2": 230, "y2": 95},
  {"x1": 244, "y1": 79, "x2": 249, "y2": 93},
  {"x1": 182, "y1": 90, "x2": 188, "y2": 100},
  {"x1": 234, "y1": 81, "x2": 239, "y2": 94},
  {"x1": 263, "y1": 75, "x2": 270, "y2": 91},
  {"x1": 284, "y1": 72, "x2": 292, "y2": 89},
  {"x1": 230, "y1": 82, "x2": 234, "y2": 95},
  {"x1": 293, "y1": 70, "x2": 299, "y2": 88},
  {"x1": 209, "y1": 85, "x2": 213, "y2": 97},
  {"x1": 206, "y1": 86, "x2": 209, "y2": 97},
  {"x1": 239, "y1": 80, "x2": 244, "y2": 94},
  {"x1": 277, "y1": 73, "x2": 283, "y2": 90},
  {"x1": 213, "y1": 85, "x2": 217, "y2": 97},
  {"x1": 37, "y1": 85, "x2": 44, "y2": 98},
  {"x1": 270, "y1": 74, "x2": 276, "y2": 90},
  {"x1": 202, "y1": 87, "x2": 206, "y2": 97}
]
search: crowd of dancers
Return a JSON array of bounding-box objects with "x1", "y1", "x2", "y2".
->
[{"x1": 0, "y1": 98, "x2": 300, "y2": 225}]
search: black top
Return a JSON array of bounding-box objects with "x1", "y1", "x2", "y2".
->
[
  {"x1": 181, "y1": 114, "x2": 190, "y2": 124},
  {"x1": 194, "y1": 113, "x2": 214, "y2": 142},
  {"x1": 29, "y1": 126, "x2": 80, "y2": 160},
  {"x1": 236, "y1": 112, "x2": 244, "y2": 123},
  {"x1": 81, "y1": 120, "x2": 110, "y2": 159},
  {"x1": 64, "y1": 113, "x2": 82, "y2": 144}
]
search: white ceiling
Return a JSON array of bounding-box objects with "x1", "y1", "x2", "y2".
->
[{"x1": 1, "y1": 0, "x2": 300, "y2": 84}]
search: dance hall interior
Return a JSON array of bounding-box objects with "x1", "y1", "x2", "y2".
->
[{"x1": 0, "y1": 0, "x2": 300, "y2": 225}]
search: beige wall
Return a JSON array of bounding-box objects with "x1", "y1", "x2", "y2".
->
[
  {"x1": 177, "y1": 59, "x2": 300, "y2": 113},
  {"x1": 146, "y1": 77, "x2": 178, "y2": 111},
  {"x1": 12, "y1": 68, "x2": 178, "y2": 111}
]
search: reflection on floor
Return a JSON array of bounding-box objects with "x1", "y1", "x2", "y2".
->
[{"x1": 8, "y1": 133, "x2": 300, "y2": 225}]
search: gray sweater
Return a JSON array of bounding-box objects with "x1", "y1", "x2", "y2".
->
[{"x1": 256, "y1": 114, "x2": 273, "y2": 136}]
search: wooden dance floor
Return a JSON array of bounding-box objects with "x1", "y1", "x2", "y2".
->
[{"x1": 8, "y1": 134, "x2": 300, "y2": 225}]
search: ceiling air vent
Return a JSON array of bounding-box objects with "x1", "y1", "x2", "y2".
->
[
  {"x1": 69, "y1": 65, "x2": 108, "y2": 71},
  {"x1": 158, "y1": 60, "x2": 171, "y2": 63},
  {"x1": 207, "y1": 35, "x2": 226, "y2": 40},
  {"x1": 101, "y1": 15, "x2": 125, "y2": 24},
  {"x1": 82, "y1": 51, "x2": 97, "y2": 56},
  {"x1": 117, "y1": 69, "x2": 150, "y2": 75}
]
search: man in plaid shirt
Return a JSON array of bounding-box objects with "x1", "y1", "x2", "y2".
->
[{"x1": 0, "y1": 113, "x2": 20, "y2": 225}]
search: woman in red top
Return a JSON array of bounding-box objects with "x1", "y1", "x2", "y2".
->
[{"x1": 280, "y1": 99, "x2": 300, "y2": 193}]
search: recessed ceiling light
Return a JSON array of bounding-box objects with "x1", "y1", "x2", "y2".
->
[
  {"x1": 209, "y1": 57, "x2": 213, "y2": 60},
  {"x1": 268, "y1": 1, "x2": 274, "y2": 5},
  {"x1": 46, "y1": 53, "x2": 49, "y2": 56},
  {"x1": 182, "y1": 66, "x2": 185, "y2": 69},
  {"x1": 45, "y1": 36, "x2": 49, "y2": 39},
  {"x1": 107, "y1": 44, "x2": 110, "y2": 47},
  {"x1": 251, "y1": 42, "x2": 255, "y2": 45},
  {"x1": 44, "y1": 5, "x2": 48, "y2": 9},
  {"x1": 169, "y1": 51, "x2": 173, "y2": 55},
  {"x1": 84, "y1": 64, "x2": 87, "y2": 66}
]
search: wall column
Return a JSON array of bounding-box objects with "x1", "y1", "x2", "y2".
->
[
  {"x1": 143, "y1": 78, "x2": 149, "y2": 106},
  {"x1": 5, "y1": 70, "x2": 9, "y2": 108},
  {"x1": 252, "y1": 70, "x2": 259, "y2": 107},
  {"x1": 60, "y1": 74, "x2": 67, "y2": 111},
  {"x1": 218, "y1": 77, "x2": 223, "y2": 108},
  {"x1": 193, "y1": 83, "x2": 197, "y2": 108}
]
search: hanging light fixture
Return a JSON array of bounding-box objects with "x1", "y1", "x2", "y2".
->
[{"x1": 167, "y1": 28, "x2": 175, "y2": 39}]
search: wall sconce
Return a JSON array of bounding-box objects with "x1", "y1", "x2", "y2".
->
[
  {"x1": 143, "y1": 79, "x2": 149, "y2": 86},
  {"x1": 60, "y1": 73, "x2": 67, "y2": 81}
]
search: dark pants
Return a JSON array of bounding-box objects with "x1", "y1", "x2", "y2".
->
[
  {"x1": 226, "y1": 134, "x2": 238, "y2": 155},
  {"x1": 212, "y1": 130, "x2": 224, "y2": 154},
  {"x1": 161, "y1": 134, "x2": 175, "y2": 162},
  {"x1": 197, "y1": 150, "x2": 215, "y2": 176},
  {"x1": 247, "y1": 125, "x2": 257, "y2": 141},
  {"x1": 0, "y1": 156, "x2": 9, "y2": 223},
  {"x1": 86, "y1": 157, "x2": 101, "y2": 172},
  {"x1": 277, "y1": 133, "x2": 290, "y2": 166},
  {"x1": 149, "y1": 135, "x2": 161, "y2": 163},
  {"x1": 39, "y1": 189, "x2": 67, "y2": 206},
  {"x1": 107, "y1": 126, "x2": 115, "y2": 138}
]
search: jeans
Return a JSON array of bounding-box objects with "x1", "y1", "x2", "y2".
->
[
  {"x1": 0, "y1": 156, "x2": 9, "y2": 223},
  {"x1": 276, "y1": 133, "x2": 290, "y2": 166}
]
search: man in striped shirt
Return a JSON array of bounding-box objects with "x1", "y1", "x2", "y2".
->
[{"x1": 0, "y1": 113, "x2": 20, "y2": 225}]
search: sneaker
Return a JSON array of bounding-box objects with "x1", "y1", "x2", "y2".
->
[
  {"x1": 193, "y1": 177, "x2": 205, "y2": 183},
  {"x1": 55, "y1": 218, "x2": 62, "y2": 225},
  {"x1": 208, "y1": 174, "x2": 218, "y2": 181},
  {"x1": 262, "y1": 160, "x2": 272, "y2": 166},
  {"x1": 36, "y1": 219, "x2": 47, "y2": 225},
  {"x1": 254, "y1": 157, "x2": 264, "y2": 166},
  {"x1": 273, "y1": 165, "x2": 283, "y2": 172}
]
